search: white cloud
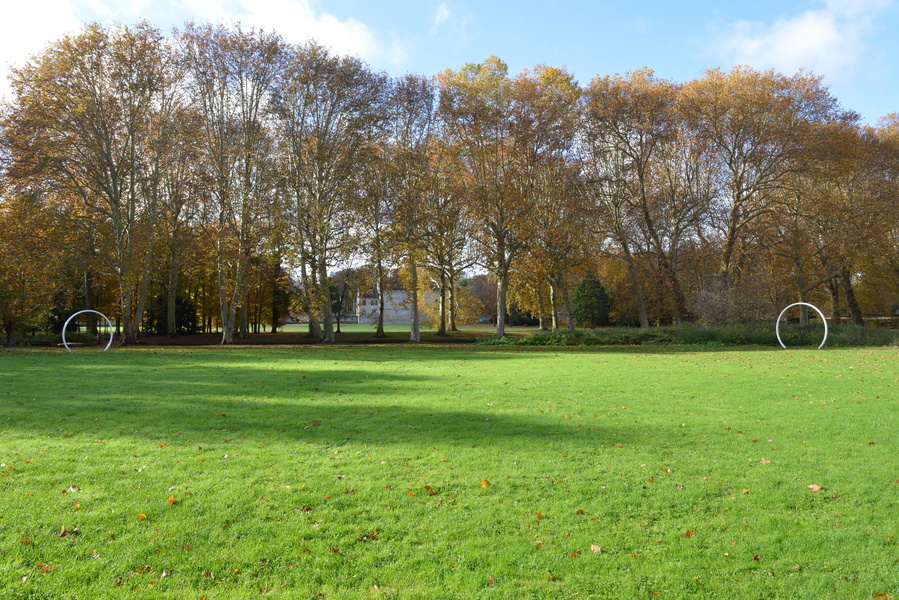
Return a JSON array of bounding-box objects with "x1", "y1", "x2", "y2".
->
[
  {"x1": 430, "y1": 2, "x2": 451, "y2": 35},
  {"x1": 0, "y1": 0, "x2": 408, "y2": 100},
  {"x1": 426, "y1": 0, "x2": 471, "y2": 44},
  {"x1": 0, "y1": 0, "x2": 82, "y2": 98},
  {"x1": 712, "y1": 0, "x2": 890, "y2": 77},
  {"x1": 175, "y1": 0, "x2": 404, "y2": 64}
]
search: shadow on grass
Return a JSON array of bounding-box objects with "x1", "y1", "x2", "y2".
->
[{"x1": 2, "y1": 358, "x2": 633, "y2": 448}]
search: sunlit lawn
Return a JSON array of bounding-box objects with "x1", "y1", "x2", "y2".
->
[{"x1": 1, "y1": 344, "x2": 897, "y2": 598}]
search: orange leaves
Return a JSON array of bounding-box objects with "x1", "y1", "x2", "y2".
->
[
  {"x1": 480, "y1": 479, "x2": 490, "y2": 488},
  {"x1": 138, "y1": 514, "x2": 147, "y2": 520},
  {"x1": 684, "y1": 530, "x2": 695, "y2": 537},
  {"x1": 167, "y1": 495, "x2": 177, "y2": 504}
]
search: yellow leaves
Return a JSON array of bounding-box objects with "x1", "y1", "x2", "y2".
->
[
  {"x1": 480, "y1": 479, "x2": 490, "y2": 488},
  {"x1": 808, "y1": 484, "x2": 823, "y2": 492}
]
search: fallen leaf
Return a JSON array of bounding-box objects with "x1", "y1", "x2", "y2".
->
[
  {"x1": 808, "y1": 484, "x2": 823, "y2": 492},
  {"x1": 575, "y1": 509, "x2": 585, "y2": 515},
  {"x1": 59, "y1": 526, "x2": 78, "y2": 537},
  {"x1": 487, "y1": 575, "x2": 496, "y2": 585},
  {"x1": 138, "y1": 514, "x2": 147, "y2": 520},
  {"x1": 753, "y1": 555, "x2": 761, "y2": 561},
  {"x1": 684, "y1": 530, "x2": 695, "y2": 537},
  {"x1": 167, "y1": 496, "x2": 177, "y2": 504},
  {"x1": 590, "y1": 544, "x2": 602, "y2": 553},
  {"x1": 480, "y1": 479, "x2": 490, "y2": 488}
]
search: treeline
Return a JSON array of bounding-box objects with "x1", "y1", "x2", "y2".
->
[{"x1": 1, "y1": 21, "x2": 898, "y2": 345}]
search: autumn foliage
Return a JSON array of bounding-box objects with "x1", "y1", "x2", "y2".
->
[{"x1": 2, "y1": 22, "x2": 898, "y2": 344}]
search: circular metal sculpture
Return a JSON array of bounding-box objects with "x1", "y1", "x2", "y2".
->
[
  {"x1": 62, "y1": 310, "x2": 114, "y2": 352},
  {"x1": 775, "y1": 302, "x2": 828, "y2": 350}
]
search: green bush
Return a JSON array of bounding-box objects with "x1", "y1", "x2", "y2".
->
[{"x1": 478, "y1": 324, "x2": 899, "y2": 347}]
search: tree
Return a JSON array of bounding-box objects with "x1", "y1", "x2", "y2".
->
[
  {"x1": 438, "y1": 57, "x2": 523, "y2": 338},
  {"x1": 581, "y1": 69, "x2": 704, "y2": 326},
  {"x1": 271, "y1": 42, "x2": 387, "y2": 343},
  {"x1": 179, "y1": 22, "x2": 283, "y2": 344},
  {"x1": 385, "y1": 74, "x2": 439, "y2": 341},
  {"x1": 4, "y1": 22, "x2": 181, "y2": 344},
  {"x1": 681, "y1": 66, "x2": 855, "y2": 285},
  {"x1": 573, "y1": 271, "x2": 611, "y2": 327}
]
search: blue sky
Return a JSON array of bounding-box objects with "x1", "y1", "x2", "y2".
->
[{"x1": 1, "y1": 0, "x2": 897, "y2": 123}]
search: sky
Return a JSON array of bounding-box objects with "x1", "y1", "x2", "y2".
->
[{"x1": 0, "y1": 0, "x2": 897, "y2": 123}]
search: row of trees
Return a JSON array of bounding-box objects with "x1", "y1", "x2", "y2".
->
[{"x1": 1, "y1": 21, "x2": 898, "y2": 345}]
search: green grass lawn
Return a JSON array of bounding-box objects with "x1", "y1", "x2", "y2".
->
[{"x1": 1, "y1": 344, "x2": 897, "y2": 599}]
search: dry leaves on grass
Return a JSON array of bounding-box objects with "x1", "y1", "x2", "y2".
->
[{"x1": 808, "y1": 484, "x2": 823, "y2": 492}]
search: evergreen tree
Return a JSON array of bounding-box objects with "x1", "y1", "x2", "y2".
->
[{"x1": 573, "y1": 271, "x2": 611, "y2": 327}]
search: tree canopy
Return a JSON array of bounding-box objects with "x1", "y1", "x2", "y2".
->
[{"x1": 1, "y1": 22, "x2": 898, "y2": 344}]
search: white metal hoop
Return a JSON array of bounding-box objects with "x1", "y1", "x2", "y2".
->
[
  {"x1": 776, "y1": 302, "x2": 828, "y2": 350},
  {"x1": 62, "y1": 310, "x2": 114, "y2": 352}
]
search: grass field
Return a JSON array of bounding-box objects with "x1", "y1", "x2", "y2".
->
[{"x1": 1, "y1": 344, "x2": 898, "y2": 599}]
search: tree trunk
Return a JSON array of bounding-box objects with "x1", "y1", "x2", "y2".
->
[
  {"x1": 437, "y1": 269, "x2": 448, "y2": 336},
  {"x1": 84, "y1": 269, "x2": 97, "y2": 336},
  {"x1": 621, "y1": 238, "x2": 649, "y2": 328},
  {"x1": 238, "y1": 303, "x2": 249, "y2": 339},
  {"x1": 218, "y1": 265, "x2": 235, "y2": 344},
  {"x1": 549, "y1": 281, "x2": 559, "y2": 330},
  {"x1": 841, "y1": 268, "x2": 864, "y2": 325},
  {"x1": 558, "y1": 274, "x2": 575, "y2": 332},
  {"x1": 375, "y1": 260, "x2": 386, "y2": 337},
  {"x1": 166, "y1": 247, "x2": 179, "y2": 338},
  {"x1": 448, "y1": 270, "x2": 459, "y2": 332},
  {"x1": 409, "y1": 261, "x2": 421, "y2": 342},
  {"x1": 826, "y1": 278, "x2": 841, "y2": 323},
  {"x1": 320, "y1": 262, "x2": 335, "y2": 343},
  {"x1": 495, "y1": 271, "x2": 508, "y2": 339},
  {"x1": 270, "y1": 261, "x2": 281, "y2": 333}
]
